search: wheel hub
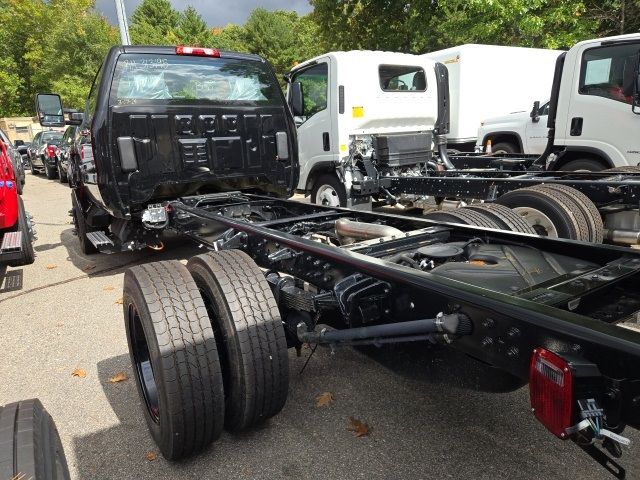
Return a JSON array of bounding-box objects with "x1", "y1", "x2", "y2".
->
[
  {"x1": 513, "y1": 206, "x2": 558, "y2": 238},
  {"x1": 316, "y1": 184, "x2": 341, "y2": 207}
]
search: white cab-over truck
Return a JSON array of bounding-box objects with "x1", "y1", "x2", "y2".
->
[
  {"x1": 477, "y1": 34, "x2": 640, "y2": 170},
  {"x1": 287, "y1": 50, "x2": 444, "y2": 207},
  {"x1": 422, "y1": 44, "x2": 560, "y2": 151}
]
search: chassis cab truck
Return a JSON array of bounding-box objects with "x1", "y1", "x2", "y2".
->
[
  {"x1": 287, "y1": 52, "x2": 446, "y2": 208},
  {"x1": 477, "y1": 33, "x2": 640, "y2": 170}
]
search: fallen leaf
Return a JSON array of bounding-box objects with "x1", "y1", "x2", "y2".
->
[
  {"x1": 315, "y1": 392, "x2": 334, "y2": 407},
  {"x1": 82, "y1": 263, "x2": 96, "y2": 272},
  {"x1": 46, "y1": 264, "x2": 57, "y2": 270},
  {"x1": 115, "y1": 297, "x2": 123, "y2": 305},
  {"x1": 146, "y1": 451, "x2": 157, "y2": 461},
  {"x1": 347, "y1": 417, "x2": 370, "y2": 437},
  {"x1": 108, "y1": 372, "x2": 128, "y2": 383},
  {"x1": 103, "y1": 285, "x2": 114, "y2": 291},
  {"x1": 72, "y1": 368, "x2": 87, "y2": 378}
]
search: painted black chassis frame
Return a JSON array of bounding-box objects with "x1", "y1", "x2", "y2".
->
[
  {"x1": 375, "y1": 169, "x2": 640, "y2": 207},
  {"x1": 167, "y1": 192, "x2": 640, "y2": 432}
]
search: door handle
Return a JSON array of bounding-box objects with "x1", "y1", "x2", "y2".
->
[
  {"x1": 570, "y1": 117, "x2": 583, "y2": 136},
  {"x1": 322, "y1": 132, "x2": 330, "y2": 151}
]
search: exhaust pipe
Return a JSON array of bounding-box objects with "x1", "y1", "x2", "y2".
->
[{"x1": 335, "y1": 218, "x2": 404, "y2": 243}]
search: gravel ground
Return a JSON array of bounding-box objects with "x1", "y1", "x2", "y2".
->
[{"x1": 0, "y1": 172, "x2": 638, "y2": 480}]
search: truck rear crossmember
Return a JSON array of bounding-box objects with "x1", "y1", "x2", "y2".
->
[{"x1": 122, "y1": 192, "x2": 640, "y2": 474}]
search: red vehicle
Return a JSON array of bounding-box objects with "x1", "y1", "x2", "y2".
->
[{"x1": 0, "y1": 139, "x2": 34, "y2": 266}]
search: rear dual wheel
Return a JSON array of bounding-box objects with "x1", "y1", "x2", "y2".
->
[
  {"x1": 423, "y1": 203, "x2": 536, "y2": 235},
  {"x1": 497, "y1": 185, "x2": 602, "y2": 242},
  {"x1": 124, "y1": 252, "x2": 289, "y2": 460}
]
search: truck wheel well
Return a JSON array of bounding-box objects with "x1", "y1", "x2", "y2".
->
[
  {"x1": 483, "y1": 133, "x2": 522, "y2": 152},
  {"x1": 553, "y1": 151, "x2": 612, "y2": 170},
  {"x1": 306, "y1": 163, "x2": 339, "y2": 192}
]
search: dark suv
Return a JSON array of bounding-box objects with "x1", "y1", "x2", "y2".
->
[{"x1": 28, "y1": 130, "x2": 63, "y2": 179}]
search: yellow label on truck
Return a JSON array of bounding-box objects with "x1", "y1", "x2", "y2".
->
[{"x1": 352, "y1": 106, "x2": 364, "y2": 118}]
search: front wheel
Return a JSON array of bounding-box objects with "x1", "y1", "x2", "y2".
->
[
  {"x1": 71, "y1": 192, "x2": 98, "y2": 255},
  {"x1": 310, "y1": 174, "x2": 347, "y2": 207},
  {"x1": 559, "y1": 158, "x2": 605, "y2": 172},
  {"x1": 491, "y1": 142, "x2": 518, "y2": 154},
  {"x1": 124, "y1": 261, "x2": 225, "y2": 460}
]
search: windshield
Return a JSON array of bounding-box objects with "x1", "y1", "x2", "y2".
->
[
  {"x1": 43, "y1": 132, "x2": 63, "y2": 146},
  {"x1": 110, "y1": 54, "x2": 282, "y2": 105}
]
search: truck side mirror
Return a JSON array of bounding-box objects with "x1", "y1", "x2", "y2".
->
[
  {"x1": 288, "y1": 81, "x2": 304, "y2": 117},
  {"x1": 35, "y1": 93, "x2": 65, "y2": 127},
  {"x1": 69, "y1": 112, "x2": 84, "y2": 125},
  {"x1": 14, "y1": 140, "x2": 24, "y2": 147},
  {"x1": 530, "y1": 100, "x2": 540, "y2": 123}
]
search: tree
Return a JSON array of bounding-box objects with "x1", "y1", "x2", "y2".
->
[
  {"x1": 243, "y1": 9, "x2": 325, "y2": 78},
  {"x1": 130, "y1": 0, "x2": 180, "y2": 45},
  {"x1": 209, "y1": 25, "x2": 249, "y2": 52},
  {"x1": 172, "y1": 6, "x2": 212, "y2": 46},
  {"x1": 310, "y1": 0, "x2": 439, "y2": 53}
]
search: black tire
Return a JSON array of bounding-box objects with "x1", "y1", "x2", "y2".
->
[
  {"x1": 71, "y1": 192, "x2": 98, "y2": 255},
  {"x1": 491, "y1": 142, "x2": 518, "y2": 154},
  {"x1": 496, "y1": 187, "x2": 589, "y2": 240},
  {"x1": 57, "y1": 163, "x2": 67, "y2": 183},
  {"x1": 8, "y1": 196, "x2": 35, "y2": 266},
  {"x1": 424, "y1": 208, "x2": 504, "y2": 230},
  {"x1": 464, "y1": 203, "x2": 537, "y2": 235},
  {"x1": 311, "y1": 174, "x2": 347, "y2": 207},
  {"x1": 532, "y1": 184, "x2": 603, "y2": 243},
  {"x1": 29, "y1": 158, "x2": 39, "y2": 175},
  {"x1": 45, "y1": 162, "x2": 57, "y2": 180},
  {"x1": 604, "y1": 165, "x2": 640, "y2": 173},
  {"x1": 559, "y1": 159, "x2": 605, "y2": 172},
  {"x1": 124, "y1": 261, "x2": 225, "y2": 460},
  {"x1": 187, "y1": 250, "x2": 289, "y2": 432},
  {"x1": 0, "y1": 398, "x2": 70, "y2": 480}
]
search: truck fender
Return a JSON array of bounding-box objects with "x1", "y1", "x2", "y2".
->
[
  {"x1": 303, "y1": 161, "x2": 341, "y2": 193},
  {"x1": 554, "y1": 147, "x2": 615, "y2": 170},
  {"x1": 481, "y1": 132, "x2": 524, "y2": 152}
]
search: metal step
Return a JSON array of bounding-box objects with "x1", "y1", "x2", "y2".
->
[
  {"x1": 0, "y1": 231, "x2": 22, "y2": 253},
  {"x1": 86, "y1": 231, "x2": 114, "y2": 248}
]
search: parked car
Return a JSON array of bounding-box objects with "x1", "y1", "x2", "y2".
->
[
  {"x1": 0, "y1": 128, "x2": 25, "y2": 194},
  {"x1": 14, "y1": 139, "x2": 30, "y2": 167},
  {"x1": 56, "y1": 125, "x2": 77, "y2": 184},
  {"x1": 28, "y1": 130, "x2": 63, "y2": 179}
]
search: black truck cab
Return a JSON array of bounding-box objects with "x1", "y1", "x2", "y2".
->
[{"x1": 37, "y1": 46, "x2": 299, "y2": 253}]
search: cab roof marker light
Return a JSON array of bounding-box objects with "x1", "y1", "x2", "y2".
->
[{"x1": 176, "y1": 46, "x2": 220, "y2": 57}]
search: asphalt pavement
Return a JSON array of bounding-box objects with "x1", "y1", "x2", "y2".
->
[{"x1": 0, "y1": 172, "x2": 638, "y2": 480}]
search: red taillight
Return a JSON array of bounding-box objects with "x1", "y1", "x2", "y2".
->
[
  {"x1": 176, "y1": 46, "x2": 220, "y2": 57},
  {"x1": 47, "y1": 145, "x2": 57, "y2": 158},
  {"x1": 529, "y1": 348, "x2": 573, "y2": 438}
]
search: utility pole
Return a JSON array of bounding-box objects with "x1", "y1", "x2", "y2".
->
[{"x1": 114, "y1": 0, "x2": 131, "y2": 45}]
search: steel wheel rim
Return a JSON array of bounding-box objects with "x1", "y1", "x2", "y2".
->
[
  {"x1": 316, "y1": 184, "x2": 341, "y2": 207},
  {"x1": 129, "y1": 304, "x2": 160, "y2": 423},
  {"x1": 512, "y1": 206, "x2": 558, "y2": 237}
]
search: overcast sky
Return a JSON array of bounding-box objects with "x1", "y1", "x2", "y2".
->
[{"x1": 95, "y1": 0, "x2": 313, "y2": 28}]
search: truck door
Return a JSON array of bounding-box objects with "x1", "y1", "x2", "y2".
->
[
  {"x1": 524, "y1": 101, "x2": 550, "y2": 154},
  {"x1": 564, "y1": 41, "x2": 640, "y2": 166},
  {"x1": 290, "y1": 59, "x2": 336, "y2": 191}
]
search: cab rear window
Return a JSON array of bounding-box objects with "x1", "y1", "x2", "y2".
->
[{"x1": 110, "y1": 54, "x2": 281, "y2": 105}]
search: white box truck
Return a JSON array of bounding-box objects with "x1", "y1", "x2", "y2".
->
[{"x1": 422, "y1": 44, "x2": 561, "y2": 150}]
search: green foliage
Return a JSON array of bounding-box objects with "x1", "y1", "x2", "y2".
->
[
  {"x1": 130, "y1": 0, "x2": 179, "y2": 45},
  {"x1": 172, "y1": 6, "x2": 211, "y2": 46},
  {"x1": 0, "y1": 0, "x2": 118, "y2": 116}
]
